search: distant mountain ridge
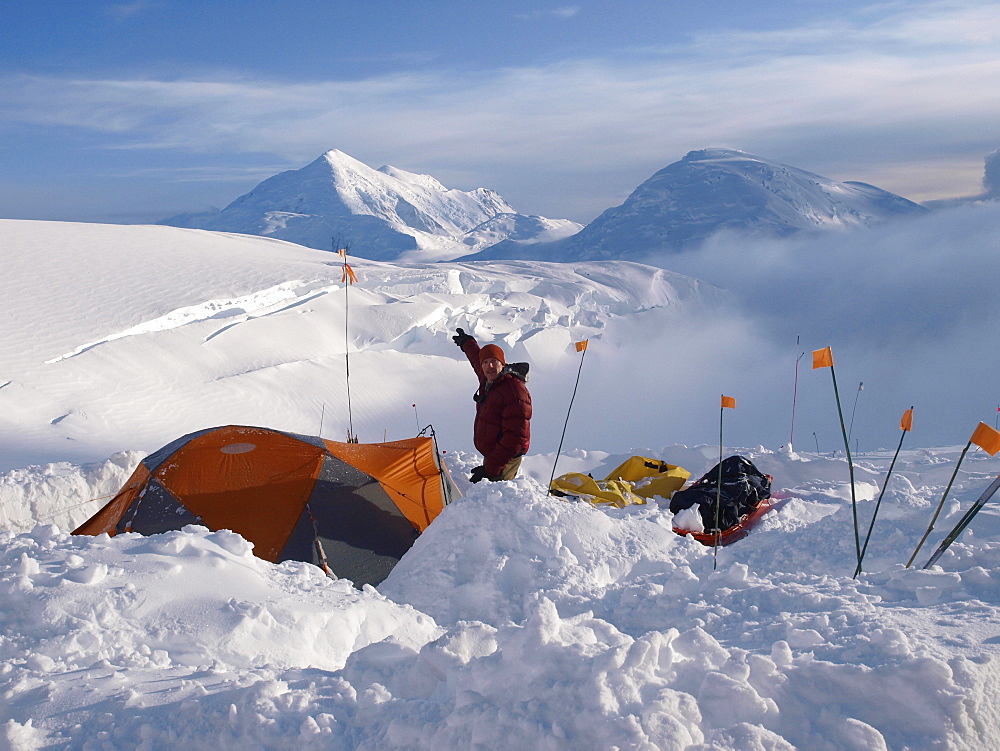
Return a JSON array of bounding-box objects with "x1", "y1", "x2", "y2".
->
[
  {"x1": 466, "y1": 148, "x2": 929, "y2": 263},
  {"x1": 159, "y1": 150, "x2": 581, "y2": 262},
  {"x1": 162, "y1": 147, "x2": 935, "y2": 265}
]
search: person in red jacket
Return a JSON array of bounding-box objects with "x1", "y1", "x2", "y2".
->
[{"x1": 452, "y1": 328, "x2": 532, "y2": 482}]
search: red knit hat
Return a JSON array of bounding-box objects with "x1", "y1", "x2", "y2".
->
[{"x1": 479, "y1": 344, "x2": 506, "y2": 365}]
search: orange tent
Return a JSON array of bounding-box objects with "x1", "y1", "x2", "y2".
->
[{"x1": 73, "y1": 425, "x2": 458, "y2": 587}]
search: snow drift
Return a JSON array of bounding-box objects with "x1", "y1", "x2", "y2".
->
[{"x1": 4, "y1": 444, "x2": 1000, "y2": 748}]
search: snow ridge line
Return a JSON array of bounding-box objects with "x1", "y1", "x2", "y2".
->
[{"x1": 44, "y1": 281, "x2": 324, "y2": 364}]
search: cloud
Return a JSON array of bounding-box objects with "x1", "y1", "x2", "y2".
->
[
  {"x1": 669, "y1": 203, "x2": 1000, "y2": 348},
  {"x1": 684, "y1": 0, "x2": 1000, "y2": 53},
  {"x1": 2, "y1": 0, "x2": 998, "y2": 220},
  {"x1": 104, "y1": 0, "x2": 160, "y2": 22},
  {"x1": 652, "y1": 201, "x2": 1000, "y2": 449},
  {"x1": 515, "y1": 6, "x2": 580, "y2": 21},
  {"x1": 105, "y1": 163, "x2": 295, "y2": 184},
  {"x1": 984, "y1": 149, "x2": 1000, "y2": 196}
]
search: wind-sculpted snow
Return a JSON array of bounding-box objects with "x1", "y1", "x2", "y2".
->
[
  {"x1": 3, "y1": 445, "x2": 1000, "y2": 748},
  {"x1": 45, "y1": 281, "x2": 317, "y2": 363},
  {"x1": 0, "y1": 525, "x2": 439, "y2": 673},
  {"x1": 0, "y1": 451, "x2": 143, "y2": 534},
  {"x1": 0, "y1": 220, "x2": 726, "y2": 470}
]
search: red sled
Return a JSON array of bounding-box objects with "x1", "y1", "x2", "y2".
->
[
  {"x1": 668, "y1": 456, "x2": 776, "y2": 547},
  {"x1": 673, "y1": 494, "x2": 778, "y2": 547}
]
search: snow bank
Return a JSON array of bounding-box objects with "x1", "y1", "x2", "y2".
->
[
  {"x1": 0, "y1": 524, "x2": 439, "y2": 673},
  {"x1": 0, "y1": 451, "x2": 143, "y2": 534},
  {"x1": 4, "y1": 446, "x2": 1000, "y2": 748}
]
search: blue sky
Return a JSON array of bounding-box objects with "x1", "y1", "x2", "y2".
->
[{"x1": 1, "y1": 0, "x2": 998, "y2": 224}]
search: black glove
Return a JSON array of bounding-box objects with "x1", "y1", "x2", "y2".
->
[
  {"x1": 452, "y1": 327, "x2": 473, "y2": 348},
  {"x1": 469, "y1": 465, "x2": 488, "y2": 483}
]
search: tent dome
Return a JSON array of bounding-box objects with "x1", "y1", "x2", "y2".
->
[{"x1": 74, "y1": 425, "x2": 458, "y2": 587}]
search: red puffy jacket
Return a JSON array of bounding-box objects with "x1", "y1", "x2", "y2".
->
[{"x1": 461, "y1": 339, "x2": 532, "y2": 477}]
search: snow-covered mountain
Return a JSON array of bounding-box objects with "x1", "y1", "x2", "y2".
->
[
  {"x1": 468, "y1": 148, "x2": 928, "y2": 262},
  {"x1": 160, "y1": 149, "x2": 581, "y2": 262}
]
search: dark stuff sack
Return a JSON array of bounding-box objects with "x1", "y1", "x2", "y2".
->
[{"x1": 669, "y1": 455, "x2": 771, "y2": 531}]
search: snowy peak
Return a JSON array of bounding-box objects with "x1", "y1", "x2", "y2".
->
[
  {"x1": 572, "y1": 148, "x2": 928, "y2": 259},
  {"x1": 673, "y1": 148, "x2": 923, "y2": 228},
  {"x1": 160, "y1": 150, "x2": 580, "y2": 262},
  {"x1": 320, "y1": 149, "x2": 512, "y2": 231},
  {"x1": 467, "y1": 148, "x2": 928, "y2": 263}
]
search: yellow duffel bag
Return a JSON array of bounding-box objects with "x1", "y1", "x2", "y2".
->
[
  {"x1": 602, "y1": 456, "x2": 690, "y2": 500},
  {"x1": 549, "y1": 472, "x2": 645, "y2": 508}
]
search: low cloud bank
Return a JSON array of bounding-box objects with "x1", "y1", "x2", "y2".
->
[
  {"x1": 650, "y1": 202, "x2": 1000, "y2": 451},
  {"x1": 984, "y1": 149, "x2": 1000, "y2": 198}
]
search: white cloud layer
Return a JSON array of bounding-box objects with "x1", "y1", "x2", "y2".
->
[{"x1": 659, "y1": 199, "x2": 1000, "y2": 451}]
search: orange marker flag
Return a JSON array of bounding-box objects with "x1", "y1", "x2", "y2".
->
[
  {"x1": 812, "y1": 346, "x2": 834, "y2": 369},
  {"x1": 575, "y1": 340, "x2": 589, "y2": 352},
  {"x1": 900, "y1": 408, "x2": 914, "y2": 432},
  {"x1": 971, "y1": 422, "x2": 1000, "y2": 456},
  {"x1": 337, "y1": 248, "x2": 347, "y2": 258},
  {"x1": 721, "y1": 395, "x2": 736, "y2": 409},
  {"x1": 341, "y1": 262, "x2": 358, "y2": 285}
]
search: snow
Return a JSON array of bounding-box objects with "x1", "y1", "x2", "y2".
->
[
  {"x1": 160, "y1": 150, "x2": 582, "y2": 262},
  {"x1": 468, "y1": 148, "x2": 928, "y2": 263},
  {"x1": 3, "y1": 218, "x2": 1000, "y2": 748},
  {"x1": 0, "y1": 219, "x2": 728, "y2": 471}
]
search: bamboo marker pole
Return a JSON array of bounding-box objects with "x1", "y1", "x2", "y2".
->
[
  {"x1": 907, "y1": 422, "x2": 1000, "y2": 567},
  {"x1": 548, "y1": 340, "x2": 589, "y2": 494},
  {"x1": 848, "y1": 381, "x2": 864, "y2": 443},
  {"x1": 812, "y1": 347, "x2": 862, "y2": 574},
  {"x1": 714, "y1": 395, "x2": 737, "y2": 569},
  {"x1": 336, "y1": 241, "x2": 359, "y2": 443},
  {"x1": 906, "y1": 440, "x2": 971, "y2": 568},
  {"x1": 855, "y1": 407, "x2": 913, "y2": 577},
  {"x1": 789, "y1": 337, "x2": 805, "y2": 449}
]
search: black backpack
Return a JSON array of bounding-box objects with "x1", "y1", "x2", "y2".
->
[{"x1": 669, "y1": 456, "x2": 771, "y2": 531}]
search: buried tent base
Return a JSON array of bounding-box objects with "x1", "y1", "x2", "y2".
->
[{"x1": 72, "y1": 425, "x2": 458, "y2": 587}]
